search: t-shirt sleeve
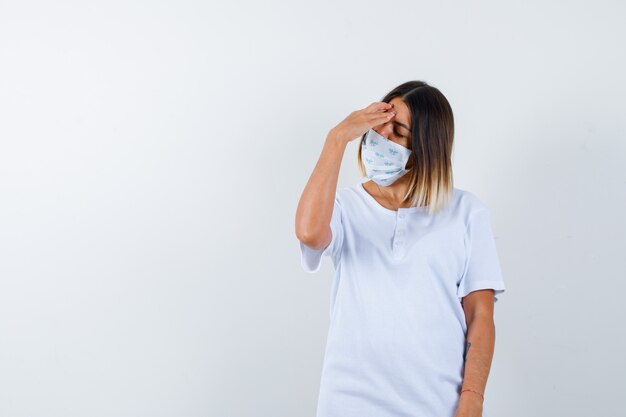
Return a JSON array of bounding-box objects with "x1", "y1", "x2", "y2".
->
[
  {"x1": 457, "y1": 208, "x2": 506, "y2": 303},
  {"x1": 298, "y1": 196, "x2": 344, "y2": 273}
]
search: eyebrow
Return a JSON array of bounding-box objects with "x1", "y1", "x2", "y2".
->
[{"x1": 393, "y1": 121, "x2": 412, "y2": 134}]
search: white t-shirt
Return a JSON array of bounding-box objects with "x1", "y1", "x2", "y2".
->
[{"x1": 298, "y1": 181, "x2": 506, "y2": 417}]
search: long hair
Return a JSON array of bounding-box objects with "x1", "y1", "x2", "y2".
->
[{"x1": 357, "y1": 81, "x2": 455, "y2": 215}]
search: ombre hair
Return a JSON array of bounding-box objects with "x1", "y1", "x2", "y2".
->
[{"x1": 357, "y1": 81, "x2": 455, "y2": 215}]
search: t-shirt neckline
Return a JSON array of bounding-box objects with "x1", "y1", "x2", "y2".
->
[{"x1": 357, "y1": 182, "x2": 429, "y2": 215}]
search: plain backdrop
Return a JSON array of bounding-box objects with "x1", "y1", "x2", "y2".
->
[{"x1": 1, "y1": 1, "x2": 625, "y2": 416}]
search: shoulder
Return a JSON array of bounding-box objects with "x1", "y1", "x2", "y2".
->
[
  {"x1": 334, "y1": 183, "x2": 361, "y2": 204},
  {"x1": 328, "y1": 183, "x2": 371, "y2": 217},
  {"x1": 452, "y1": 187, "x2": 491, "y2": 218}
]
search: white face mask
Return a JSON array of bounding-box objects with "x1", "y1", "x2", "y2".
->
[{"x1": 361, "y1": 128, "x2": 412, "y2": 186}]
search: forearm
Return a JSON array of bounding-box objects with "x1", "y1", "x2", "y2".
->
[
  {"x1": 461, "y1": 315, "x2": 495, "y2": 403},
  {"x1": 295, "y1": 131, "x2": 347, "y2": 245}
]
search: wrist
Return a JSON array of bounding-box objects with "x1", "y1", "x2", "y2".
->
[
  {"x1": 327, "y1": 128, "x2": 350, "y2": 147},
  {"x1": 460, "y1": 389, "x2": 484, "y2": 404}
]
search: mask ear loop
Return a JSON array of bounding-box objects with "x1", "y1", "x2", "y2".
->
[{"x1": 405, "y1": 153, "x2": 414, "y2": 170}]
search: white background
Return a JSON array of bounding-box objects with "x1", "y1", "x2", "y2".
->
[{"x1": 1, "y1": 1, "x2": 625, "y2": 416}]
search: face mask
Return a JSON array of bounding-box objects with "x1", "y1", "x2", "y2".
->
[{"x1": 361, "y1": 128, "x2": 412, "y2": 186}]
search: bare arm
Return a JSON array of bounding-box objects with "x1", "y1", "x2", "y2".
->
[
  {"x1": 295, "y1": 102, "x2": 397, "y2": 249},
  {"x1": 295, "y1": 131, "x2": 347, "y2": 249},
  {"x1": 455, "y1": 289, "x2": 497, "y2": 416}
]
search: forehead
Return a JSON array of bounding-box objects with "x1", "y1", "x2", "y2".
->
[{"x1": 389, "y1": 97, "x2": 411, "y2": 132}]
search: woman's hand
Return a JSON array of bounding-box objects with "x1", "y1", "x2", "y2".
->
[
  {"x1": 453, "y1": 392, "x2": 484, "y2": 417},
  {"x1": 329, "y1": 101, "x2": 396, "y2": 145}
]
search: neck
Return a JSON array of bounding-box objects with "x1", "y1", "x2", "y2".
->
[{"x1": 377, "y1": 178, "x2": 410, "y2": 203}]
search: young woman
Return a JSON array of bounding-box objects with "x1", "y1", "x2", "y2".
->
[{"x1": 295, "y1": 80, "x2": 506, "y2": 417}]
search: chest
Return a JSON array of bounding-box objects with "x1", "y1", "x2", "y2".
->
[{"x1": 343, "y1": 209, "x2": 467, "y2": 276}]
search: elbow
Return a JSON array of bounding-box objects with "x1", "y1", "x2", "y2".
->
[
  {"x1": 295, "y1": 221, "x2": 329, "y2": 250},
  {"x1": 295, "y1": 210, "x2": 331, "y2": 249},
  {"x1": 296, "y1": 230, "x2": 326, "y2": 249},
  {"x1": 295, "y1": 218, "x2": 323, "y2": 248}
]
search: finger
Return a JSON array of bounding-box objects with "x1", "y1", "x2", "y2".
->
[
  {"x1": 366, "y1": 101, "x2": 393, "y2": 113},
  {"x1": 370, "y1": 111, "x2": 396, "y2": 121}
]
